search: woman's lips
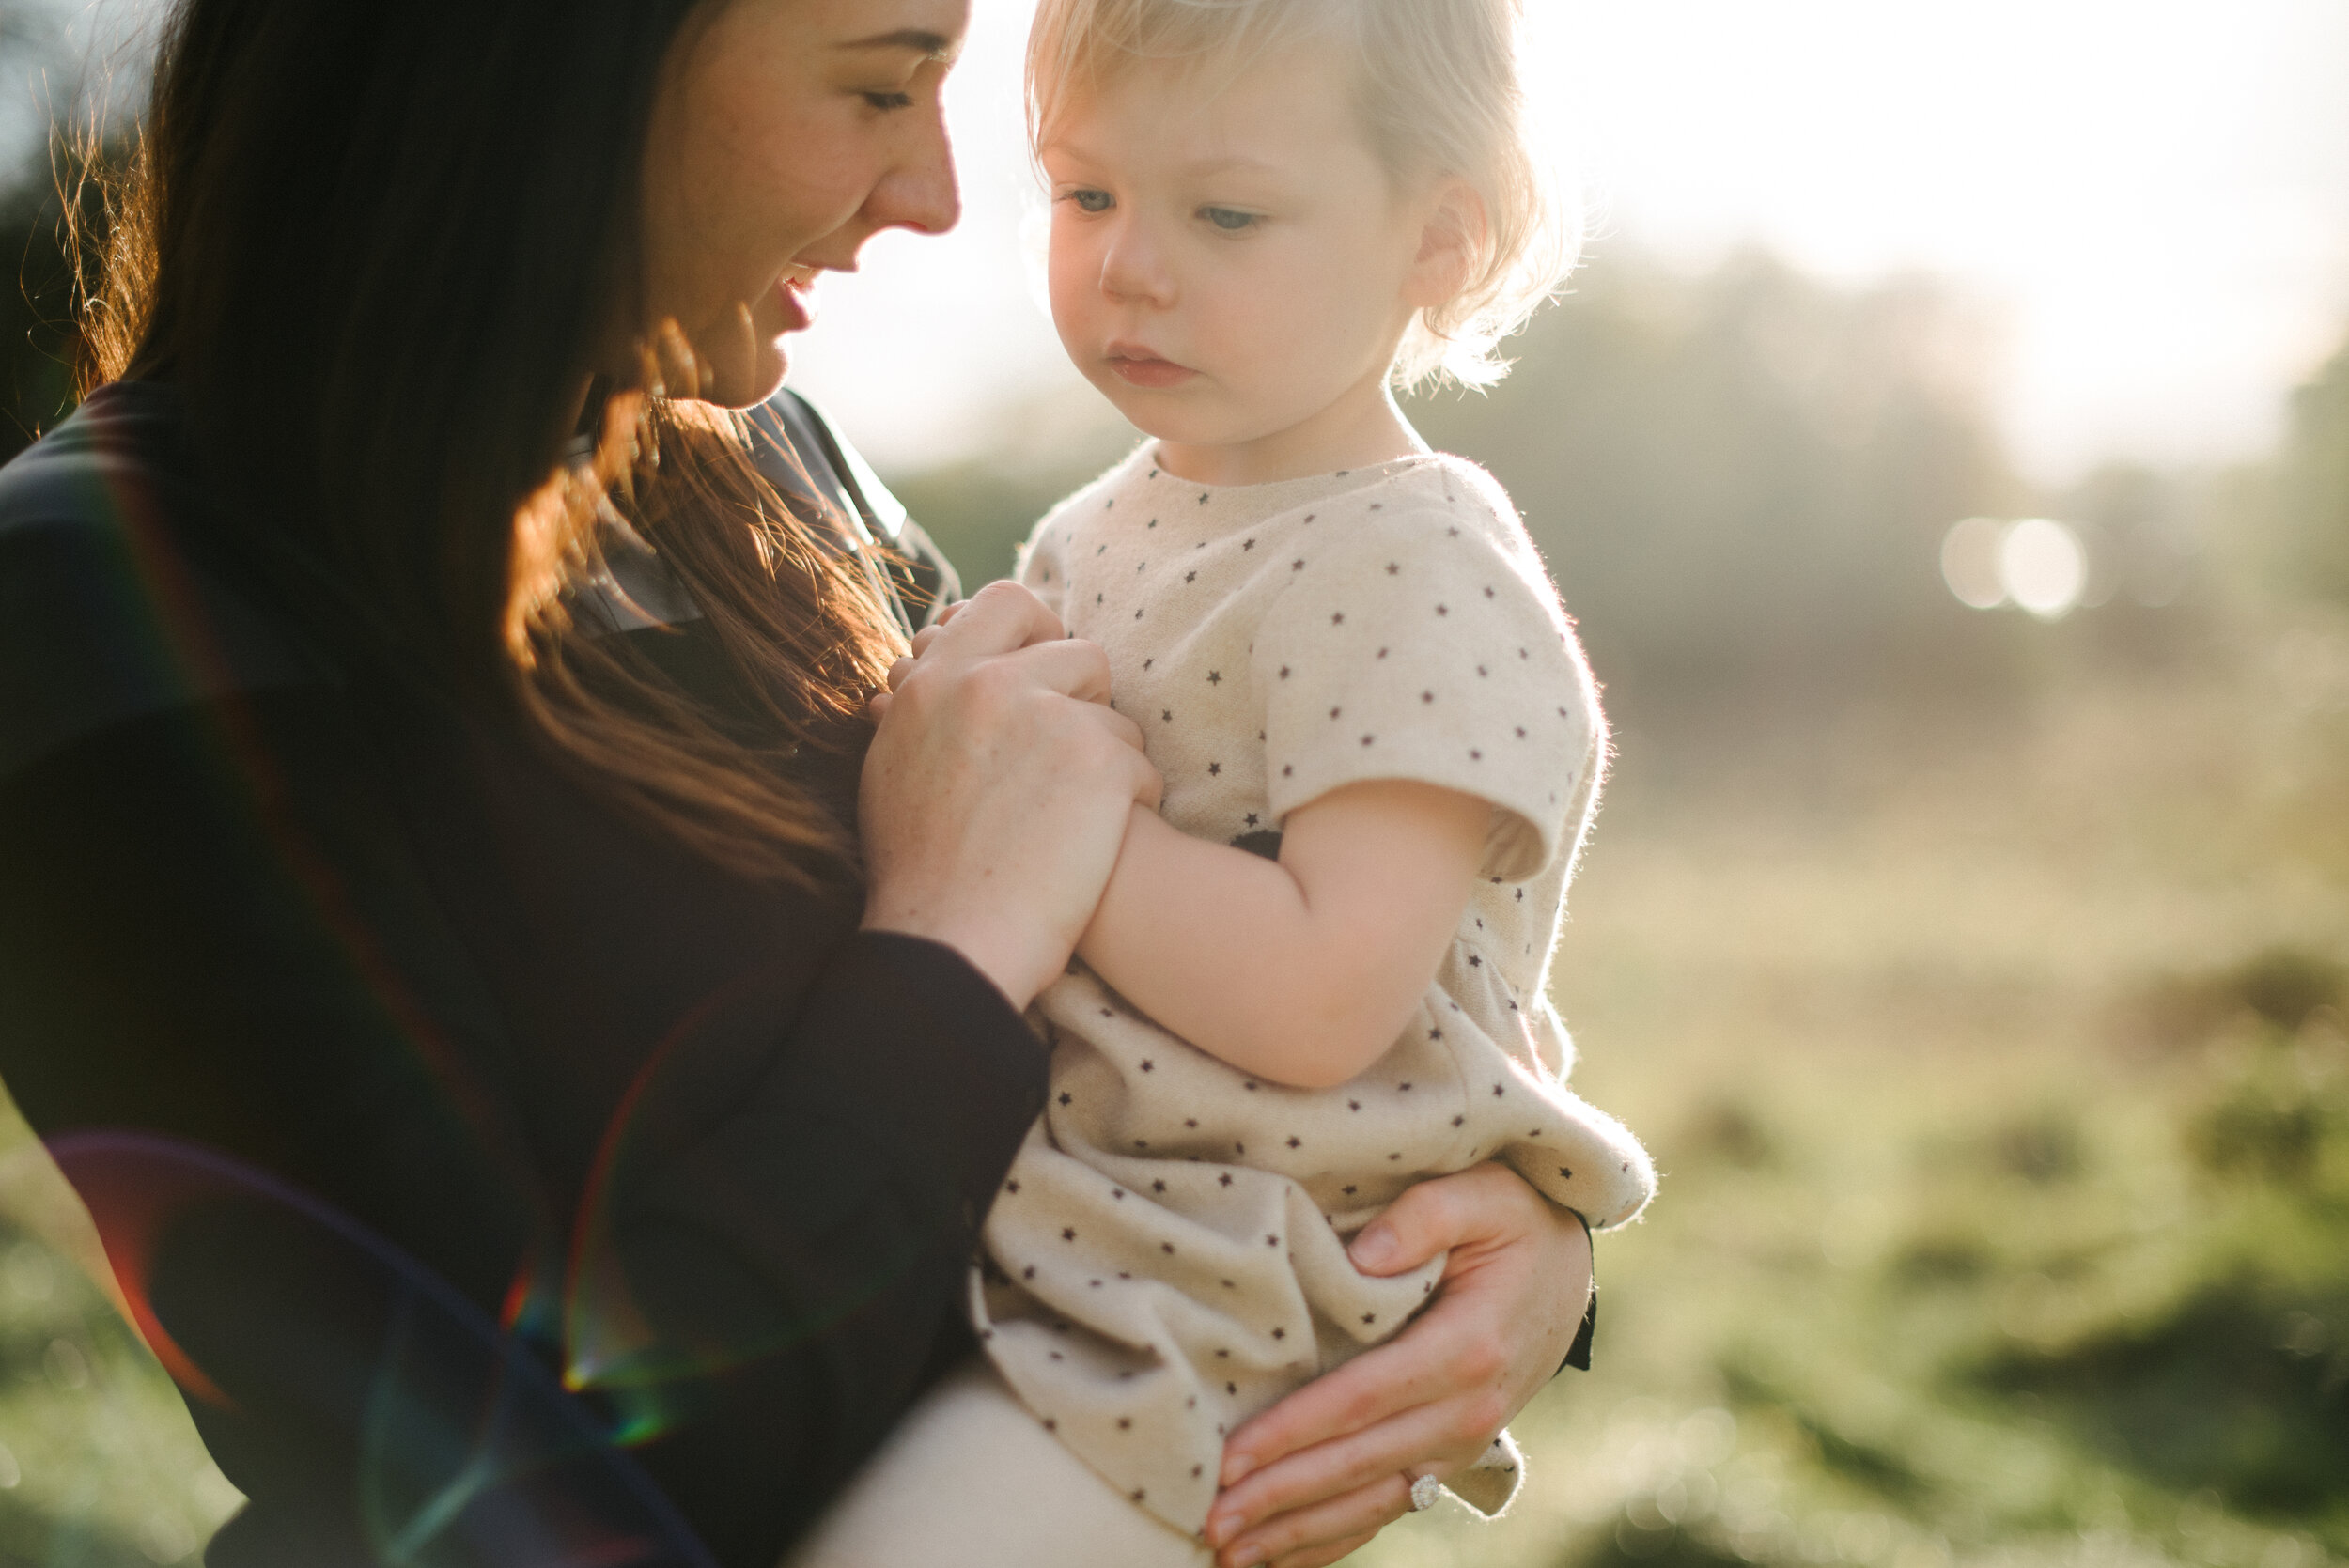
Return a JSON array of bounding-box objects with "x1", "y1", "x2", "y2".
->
[
  {"x1": 773, "y1": 272, "x2": 817, "y2": 333},
  {"x1": 1107, "y1": 352, "x2": 1197, "y2": 389}
]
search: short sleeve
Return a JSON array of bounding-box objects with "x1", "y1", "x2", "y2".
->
[
  {"x1": 1252, "y1": 487, "x2": 1601, "y2": 881},
  {"x1": 1015, "y1": 512, "x2": 1069, "y2": 621}
]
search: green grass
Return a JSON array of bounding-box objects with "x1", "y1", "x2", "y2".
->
[
  {"x1": 1357, "y1": 642, "x2": 2349, "y2": 1568},
  {"x1": 1, "y1": 632, "x2": 2344, "y2": 1565}
]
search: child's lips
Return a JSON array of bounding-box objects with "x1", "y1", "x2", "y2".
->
[{"x1": 1106, "y1": 349, "x2": 1197, "y2": 389}]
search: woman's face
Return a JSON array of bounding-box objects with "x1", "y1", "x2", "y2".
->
[{"x1": 640, "y1": 0, "x2": 969, "y2": 409}]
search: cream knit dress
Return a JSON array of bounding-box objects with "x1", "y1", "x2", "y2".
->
[{"x1": 972, "y1": 445, "x2": 1656, "y2": 1538}]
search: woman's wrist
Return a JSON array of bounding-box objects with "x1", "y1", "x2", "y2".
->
[{"x1": 858, "y1": 902, "x2": 1059, "y2": 1015}]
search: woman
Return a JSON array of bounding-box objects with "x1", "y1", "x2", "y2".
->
[{"x1": 0, "y1": 0, "x2": 1596, "y2": 1563}]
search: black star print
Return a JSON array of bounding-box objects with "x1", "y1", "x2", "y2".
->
[
  {"x1": 1291, "y1": 558, "x2": 1305, "y2": 571},
  {"x1": 1005, "y1": 1180, "x2": 1019, "y2": 1193},
  {"x1": 1453, "y1": 1115, "x2": 1466, "y2": 1127},
  {"x1": 1470, "y1": 955, "x2": 1482, "y2": 967},
  {"x1": 1266, "y1": 1234, "x2": 1280, "y2": 1247},
  {"x1": 1199, "y1": 491, "x2": 1210, "y2": 504},
  {"x1": 1140, "y1": 1059, "x2": 1154, "y2": 1071},
  {"x1": 1278, "y1": 665, "x2": 1290, "y2": 678},
  {"x1": 1161, "y1": 709, "x2": 1173, "y2": 722},
  {"x1": 1343, "y1": 1184, "x2": 1358, "y2": 1195},
  {"x1": 1484, "y1": 586, "x2": 1496, "y2": 598},
  {"x1": 1097, "y1": 544, "x2": 1107, "y2": 553},
  {"x1": 1219, "y1": 1172, "x2": 1234, "y2": 1186},
  {"x1": 1286, "y1": 1136, "x2": 1301, "y2": 1148},
  {"x1": 1493, "y1": 1083, "x2": 1505, "y2": 1095},
  {"x1": 1136, "y1": 561, "x2": 1145, "y2": 572},
  {"x1": 1560, "y1": 1166, "x2": 1574, "y2": 1180},
  {"x1": 1208, "y1": 762, "x2": 1221, "y2": 775},
  {"x1": 1399, "y1": 1081, "x2": 1414, "y2": 1091},
  {"x1": 1477, "y1": 665, "x2": 1488, "y2": 677},
  {"x1": 1022, "y1": 1265, "x2": 1035, "y2": 1280},
  {"x1": 1447, "y1": 526, "x2": 1460, "y2": 537},
  {"x1": 1185, "y1": 570, "x2": 1197, "y2": 582},
  {"x1": 1062, "y1": 1227, "x2": 1077, "y2": 1241},
  {"x1": 1143, "y1": 658, "x2": 1153, "y2": 670},
  {"x1": 1362, "y1": 1312, "x2": 1377, "y2": 1325},
  {"x1": 1386, "y1": 562, "x2": 1399, "y2": 574},
  {"x1": 1243, "y1": 813, "x2": 1259, "y2": 827},
  {"x1": 1428, "y1": 1028, "x2": 1442, "y2": 1040},
  {"x1": 1058, "y1": 1092, "x2": 1072, "y2": 1105},
  {"x1": 1436, "y1": 603, "x2": 1449, "y2": 615},
  {"x1": 1241, "y1": 538, "x2": 1254, "y2": 550},
  {"x1": 1206, "y1": 670, "x2": 1221, "y2": 684},
  {"x1": 1095, "y1": 593, "x2": 1104, "y2": 605},
  {"x1": 1422, "y1": 691, "x2": 1435, "y2": 703},
  {"x1": 1329, "y1": 706, "x2": 1342, "y2": 719},
  {"x1": 1271, "y1": 1327, "x2": 1286, "y2": 1339},
  {"x1": 1147, "y1": 518, "x2": 1157, "y2": 528},
  {"x1": 1153, "y1": 1179, "x2": 1167, "y2": 1192},
  {"x1": 1330, "y1": 612, "x2": 1345, "y2": 625}
]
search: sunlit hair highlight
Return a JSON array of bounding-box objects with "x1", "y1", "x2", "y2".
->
[
  {"x1": 72, "y1": 0, "x2": 904, "y2": 889},
  {"x1": 1027, "y1": 0, "x2": 1577, "y2": 390}
]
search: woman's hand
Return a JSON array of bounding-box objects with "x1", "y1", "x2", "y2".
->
[
  {"x1": 860, "y1": 582, "x2": 1159, "y2": 1012},
  {"x1": 1202, "y1": 1163, "x2": 1594, "y2": 1568}
]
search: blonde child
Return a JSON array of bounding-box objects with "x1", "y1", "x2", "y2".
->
[{"x1": 792, "y1": 0, "x2": 1654, "y2": 1561}]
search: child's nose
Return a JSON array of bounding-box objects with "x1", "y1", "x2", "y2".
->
[{"x1": 1098, "y1": 219, "x2": 1174, "y2": 306}]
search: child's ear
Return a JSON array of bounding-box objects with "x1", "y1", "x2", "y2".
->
[{"x1": 1403, "y1": 177, "x2": 1487, "y2": 311}]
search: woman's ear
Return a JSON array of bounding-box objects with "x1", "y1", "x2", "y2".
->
[{"x1": 1402, "y1": 177, "x2": 1487, "y2": 312}]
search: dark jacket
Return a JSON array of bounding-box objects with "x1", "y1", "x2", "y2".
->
[{"x1": 0, "y1": 382, "x2": 1045, "y2": 1566}]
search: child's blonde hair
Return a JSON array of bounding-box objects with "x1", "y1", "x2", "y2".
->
[{"x1": 1028, "y1": 0, "x2": 1576, "y2": 391}]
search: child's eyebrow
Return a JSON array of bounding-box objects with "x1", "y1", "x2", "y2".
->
[{"x1": 1179, "y1": 154, "x2": 1284, "y2": 179}]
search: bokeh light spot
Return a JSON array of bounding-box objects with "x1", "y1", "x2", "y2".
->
[
  {"x1": 1999, "y1": 518, "x2": 2088, "y2": 619},
  {"x1": 1940, "y1": 517, "x2": 2007, "y2": 609}
]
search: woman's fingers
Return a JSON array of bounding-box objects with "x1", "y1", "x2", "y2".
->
[
  {"x1": 1268, "y1": 1527, "x2": 1386, "y2": 1568},
  {"x1": 1346, "y1": 1158, "x2": 1540, "y2": 1276},
  {"x1": 1206, "y1": 1168, "x2": 1592, "y2": 1552},
  {"x1": 1216, "y1": 1476, "x2": 1409, "y2": 1568},
  {"x1": 1210, "y1": 1389, "x2": 1483, "y2": 1546},
  {"x1": 921, "y1": 579, "x2": 1066, "y2": 656}
]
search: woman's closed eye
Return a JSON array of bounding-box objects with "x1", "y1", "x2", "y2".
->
[
  {"x1": 1199, "y1": 205, "x2": 1262, "y2": 233},
  {"x1": 859, "y1": 89, "x2": 916, "y2": 111}
]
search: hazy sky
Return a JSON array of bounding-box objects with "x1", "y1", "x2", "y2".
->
[
  {"x1": 786, "y1": 0, "x2": 2349, "y2": 486},
  {"x1": 11, "y1": 0, "x2": 2347, "y2": 487}
]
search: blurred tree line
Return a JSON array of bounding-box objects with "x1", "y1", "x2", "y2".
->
[{"x1": 2, "y1": 86, "x2": 2343, "y2": 708}]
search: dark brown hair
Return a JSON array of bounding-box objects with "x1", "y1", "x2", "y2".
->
[{"x1": 76, "y1": 0, "x2": 902, "y2": 885}]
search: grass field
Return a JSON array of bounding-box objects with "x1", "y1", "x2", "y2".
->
[
  {"x1": 0, "y1": 617, "x2": 2344, "y2": 1565},
  {"x1": 1358, "y1": 619, "x2": 2349, "y2": 1568}
]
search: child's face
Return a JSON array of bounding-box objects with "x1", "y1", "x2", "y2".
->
[{"x1": 1040, "y1": 48, "x2": 1429, "y2": 460}]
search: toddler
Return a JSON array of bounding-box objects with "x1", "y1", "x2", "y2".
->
[{"x1": 793, "y1": 0, "x2": 1654, "y2": 1561}]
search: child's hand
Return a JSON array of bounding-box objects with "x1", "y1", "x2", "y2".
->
[{"x1": 1201, "y1": 1163, "x2": 1593, "y2": 1567}]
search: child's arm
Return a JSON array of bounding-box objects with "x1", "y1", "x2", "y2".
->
[{"x1": 1076, "y1": 780, "x2": 1487, "y2": 1090}]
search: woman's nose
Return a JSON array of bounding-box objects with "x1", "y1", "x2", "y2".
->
[{"x1": 869, "y1": 110, "x2": 962, "y2": 237}]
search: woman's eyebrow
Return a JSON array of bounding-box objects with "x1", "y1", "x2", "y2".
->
[{"x1": 835, "y1": 29, "x2": 960, "y2": 63}]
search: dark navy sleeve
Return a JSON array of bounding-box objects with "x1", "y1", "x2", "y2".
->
[{"x1": 0, "y1": 393, "x2": 1044, "y2": 1567}]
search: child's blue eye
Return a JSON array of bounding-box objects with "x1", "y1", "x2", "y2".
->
[
  {"x1": 1066, "y1": 189, "x2": 1113, "y2": 214},
  {"x1": 1201, "y1": 207, "x2": 1259, "y2": 231}
]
